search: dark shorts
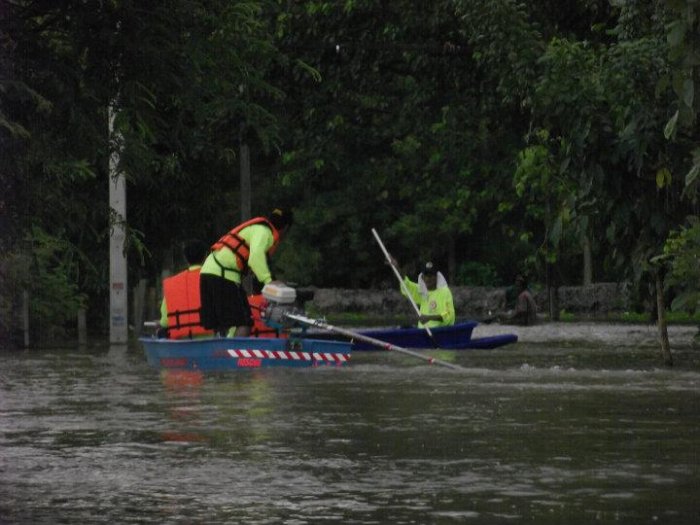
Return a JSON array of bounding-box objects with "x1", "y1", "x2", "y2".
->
[{"x1": 200, "y1": 274, "x2": 252, "y2": 333}]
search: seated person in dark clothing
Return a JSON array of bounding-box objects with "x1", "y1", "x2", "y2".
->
[{"x1": 502, "y1": 274, "x2": 538, "y2": 325}]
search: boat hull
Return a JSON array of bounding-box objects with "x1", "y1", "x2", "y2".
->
[
  {"x1": 140, "y1": 336, "x2": 352, "y2": 371},
  {"x1": 458, "y1": 334, "x2": 519, "y2": 349},
  {"x1": 352, "y1": 321, "x2": 517, "y2": 350}
]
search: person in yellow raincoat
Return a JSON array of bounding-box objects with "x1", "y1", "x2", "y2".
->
[{"x1": 389, "y1": 257, "x2": 455, "y2": 328}]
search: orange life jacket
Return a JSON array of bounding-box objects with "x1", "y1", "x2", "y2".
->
[
  {"x1": 210, "y1": 217, "x2": 281, "y2": 275},
  {"x1": 247, "y1": 294, "x2": 288, "y2": 338},
  {"x1": 163, "y1": 268, "x2": 213, "y2": 339}
]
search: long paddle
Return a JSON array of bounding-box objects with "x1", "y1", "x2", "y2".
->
[
  {"x1": 371, "y1": 228, "x2": 440, "y2": 347},
  {"x1": 285, "y1": 313, "x2": 463, "y2": 371}
]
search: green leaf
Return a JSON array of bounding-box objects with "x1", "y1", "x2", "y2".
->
[
  {"x1": 685, "y1": 163, "x2": 700, "y2": 187},
  {"x1": 682, "y1": 79, "x2": 694, "y2": 108},
  {"x1": 656, "y1": 167, "x2": 672, "y2": 188},
  {"x1": 294, "y1": 59, "x2": 322, "y2": 82},
  {"x1": 666, "y1": 20, "x2": 685, "y2": 47},
  {"x1": 664, "y1": 110, "x2": 679, "y2": 140}
]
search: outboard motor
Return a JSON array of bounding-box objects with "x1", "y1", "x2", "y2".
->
[{"x1": 260, "y1": 283, "x2": 299, "y2": 331}]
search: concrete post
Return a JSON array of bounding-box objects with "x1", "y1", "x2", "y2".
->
[{"x1": 109, "y1": 104, "x2": 128, "y2": 343}]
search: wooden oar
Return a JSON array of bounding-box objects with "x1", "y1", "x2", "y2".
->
[
  {"x1": 371, "y1": 228, "x2": 440, "y2": 347},
  {"x1": 285, "y1": 313, "x2": 463, "y2": 371}
]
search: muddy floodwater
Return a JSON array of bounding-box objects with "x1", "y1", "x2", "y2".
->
[{"x1": 1, "y1": 327, "x2": 699, "y2": 524}]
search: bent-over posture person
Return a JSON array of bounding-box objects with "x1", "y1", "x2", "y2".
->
[{"x1": 199, "y1": 208, "x2": 293, "y2": 337}]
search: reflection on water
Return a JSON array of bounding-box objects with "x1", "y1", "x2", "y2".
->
[{"x1": 0, "y1": 342, "x2": 699, "y2": 524}]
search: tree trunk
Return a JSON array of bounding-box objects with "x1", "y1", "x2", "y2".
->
[
  {"x1": 546, "y1": 262, "x2": 560, "y2": 321},
  {"x1": 132, "y1": 278, "x2": 147, "y2": 337},
  {"x1": 582, "y1": 234, "x2": 592, "y2": 286},
  {"x1": 549, "y1": 285, "x2": 559, "y2": 321},
  {"x1": 146, "y1": 286, "x2": 158, "y2": 323},
  {"x1": 655, "y1": 271, "x2": 673, "y2": 366},
  {"x1": 77, "y1": 308, "x2": 87, "y2": 345},
  {"x1": 240, "y1": 140, "x2": 251, "y2": 222},
  {"x1": 22, "y1": 289, "x2": 29, "y2": 348},
  {"x1": 240, "y1": 135, "x2": 253, "y2": 295},
  {"x1": 447, "y1": 236, "x2": 456, "y2": 284}
]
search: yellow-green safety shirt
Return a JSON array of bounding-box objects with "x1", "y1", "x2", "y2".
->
[
  {"x1": 200, "y1": 223, "x2": 275, "y2": 285},
  {"x1": 401, "y1": 276, "x2": 456, "y2": 328}
]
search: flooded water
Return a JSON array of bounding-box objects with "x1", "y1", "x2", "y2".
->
[{"x1": 1, "y1": 339, "x2": 699, "y2": 524}]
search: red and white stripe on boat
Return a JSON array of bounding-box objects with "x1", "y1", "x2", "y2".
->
[{"x1": 227, "y1": 348, "x2": 349, "y2": 363}]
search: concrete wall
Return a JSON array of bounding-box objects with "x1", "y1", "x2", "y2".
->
[{"x1": 304, "y1": 282, "x2": 632, "y2": 319}]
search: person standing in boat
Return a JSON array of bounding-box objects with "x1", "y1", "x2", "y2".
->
[
  {"x1": 199, "y1": 208, "x2": 293, "y2": 337},
  {"x1": 389, "y1": 257, "x2": 455, "y2": 328},
  {"x1": 159, "y1": 239, "x2": 214, "y2": 339}
]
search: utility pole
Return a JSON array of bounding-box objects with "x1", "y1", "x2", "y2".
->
[{"x1": 109, "y1": 104, "x2": 128, "y2": 343}]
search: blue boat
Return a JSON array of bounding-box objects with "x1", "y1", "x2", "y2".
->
[
  {"x1": 351, "y1": 321, "x2": 517, "y2": 351},
  {"x1": 140, "y1": 335, "x2": 352, "y2": 371}
]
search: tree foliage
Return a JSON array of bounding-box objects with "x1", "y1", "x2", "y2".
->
[
  {"x1": 2, "y1": 0, "x2": 699, "y2": 343},
  {"x1": 1, "y1": 0, "x2": 286, "y2": 341}
]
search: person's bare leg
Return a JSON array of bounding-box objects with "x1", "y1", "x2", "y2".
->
[{"x1": 235, "y1": 325, "x2": 251, "y2": 337}]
